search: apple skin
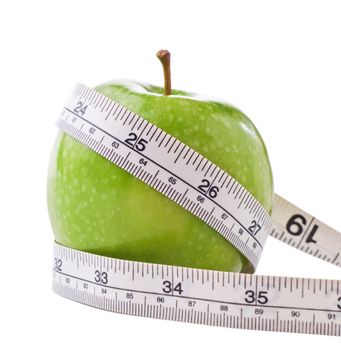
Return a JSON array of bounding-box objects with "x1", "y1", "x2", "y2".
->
[{"x1": 47, "y1": 80, "x2": 273, "y2": 273}]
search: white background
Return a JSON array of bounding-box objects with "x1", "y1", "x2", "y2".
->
[{"x1": 1, "y1": 0, "x2": 340, "y2": 348}]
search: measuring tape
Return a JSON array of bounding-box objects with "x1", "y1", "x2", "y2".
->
[{"x1": 52, "y1": 84, "x2": 341, "y2": 336}]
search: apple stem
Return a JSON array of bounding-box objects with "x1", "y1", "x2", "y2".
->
[{"x1": 156, "y1": 50, "x2": 172, "y2": 95}]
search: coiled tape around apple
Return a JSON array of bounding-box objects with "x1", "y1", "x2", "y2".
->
[{"x1": 52, "y1": 84, "x2": 341, "y2": 336}]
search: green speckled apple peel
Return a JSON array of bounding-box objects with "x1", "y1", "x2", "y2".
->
[{"x1": 47, "y1": 80, "x2": 273, "y2": 274}]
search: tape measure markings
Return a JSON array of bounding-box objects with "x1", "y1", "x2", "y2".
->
[
  {"x1": 53, "y1": 269, "x2": 340, "y2": 314},
  {"x1": 270, "y1": 195, "x2": 341, "y2": 267},
  {"x1": 72, "y1": 85, "x2": 266, "y2": 224},
  {"x1": 52, "y1": 242, "x2": 341, "y2": 336}
]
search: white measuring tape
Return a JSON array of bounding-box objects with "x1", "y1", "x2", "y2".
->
[{"x1": 52, "y1": 84, "x2": 341, "y2": 336}]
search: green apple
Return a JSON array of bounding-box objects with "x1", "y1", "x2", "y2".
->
[{"x1": 47, "y1": 50, "x2": 273, "y2": 273}]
